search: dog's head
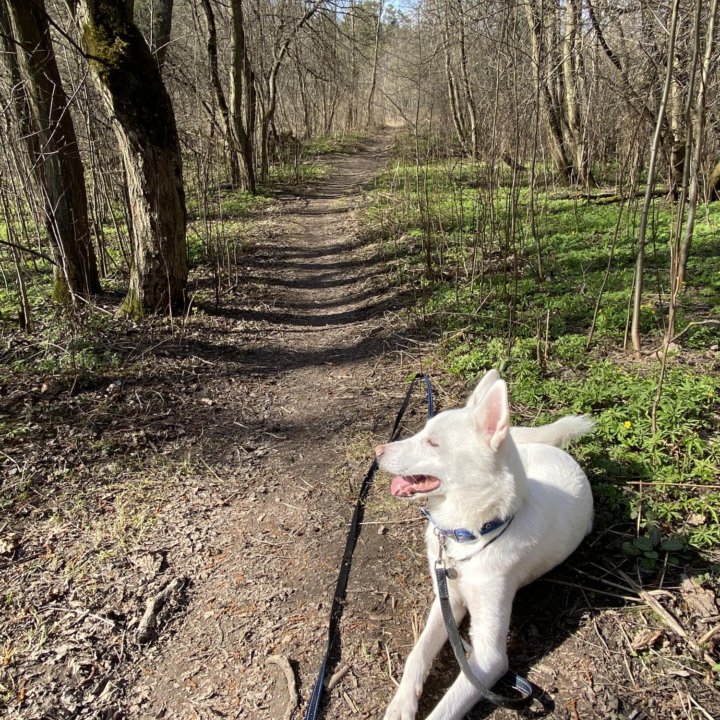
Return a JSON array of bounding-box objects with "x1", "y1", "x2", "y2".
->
[{"x1": 375, "y1": 370, "x2": 521, "y2": 507}]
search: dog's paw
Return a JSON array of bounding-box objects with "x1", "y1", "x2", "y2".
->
[{"x1": 383, "y1": 687, "x2": 420, "y2": 720}]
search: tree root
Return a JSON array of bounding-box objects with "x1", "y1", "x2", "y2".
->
[
  {"x1": 266, "y1": 654, "x2": 297, "y2": 720},
  {"x1": 137, "y1": 576, "x2": 187, "y2": 644}
]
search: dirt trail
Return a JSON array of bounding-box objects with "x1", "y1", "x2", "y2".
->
[
  {"x1": 5, "y1": 137, "x2": 715, "y2": 720},
  {"x1": 119, "y1": 139, "x2": 692, "y2": 720},
  {"x1": 124, "y1": 137, "x2": 438, "y2": 718}
]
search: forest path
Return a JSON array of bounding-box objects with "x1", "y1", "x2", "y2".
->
[
  {"x1": 121, "y1": 138, "x2": 648, "y2": 720},
  {"x1": 4, "y1": 137, "x2": 711, "y2": 720},
  {"x1": 126, "y1": 135, "x2": 440, "y2": 718}
]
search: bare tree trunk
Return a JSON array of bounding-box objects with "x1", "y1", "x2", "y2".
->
[
  {"x1": 0, "y1": 185, "x2": 33, "y2": 329},
  {"x1": 149, "y1": 0, "x2": 174, "y2": 73},
  {"x1": 523, "y1": 0, "x2": 572, "y2": 182},
  {"x1": 668, "y1": 6, "x2": 691, "y2": 200},
  {"x1": 562, "y1": 0, "x2": 593, "y2": 185},
  {"x1": 677, "y1": 0, "x2": 718, "y2": 287},
  {"x1": 2, "y1": 0, "x2": 100, "y2": 301},
  {"x1": 631, "y1": 0, "x2": 680, "y2": 357},
  {"x1": 708, "y1": 160, "x2": 720, "y2": 200},
  {"x1": 298, "y1": 62, "x2": 312, "y2": 139},
  {"x1": 347, "y1": 4, "x2": 357, "y2": 128},
  {"x1": 365, "y1": 0, "x2": 383, "y2": 129},
  {"x1": 200, "y1": 0, "x2": 241, "y2": 186},
  {"x1": 67, "y1": 0, "x2": 187, "y2": 317},
  {"x1": 258, "y1": 0, "x2": 325, "y2": 181},
  {"x1": 523, "y1": 0, "x2": 588, "y2": 184},
  {"x1": 0, "y1": 1, "x2": 34, "y2": 152},
  {"x1": 454, "y1": 0, "x2": 479, "y2": 159},
  {"x1": 230, "y1": 0, "x2": 257, "y2": 193},
  {"x1": 652, "y1": 0, "x2": 718, "y2": 431},
  {"x1": 442, "y1": 11, "x2": 468, "y2": 153}
]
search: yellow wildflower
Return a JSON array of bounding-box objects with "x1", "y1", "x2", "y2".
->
[{"x1": 623, "y1": 421, "x2": 632, "y2": 429}]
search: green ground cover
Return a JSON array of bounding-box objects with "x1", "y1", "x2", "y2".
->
[{"x1": 363, "y1": 149, "x2": 720, "y2": 567}]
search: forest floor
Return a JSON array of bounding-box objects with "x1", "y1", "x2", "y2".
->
[{"x1": 2, "y1": 136, "x2": 718, "y2": 719}]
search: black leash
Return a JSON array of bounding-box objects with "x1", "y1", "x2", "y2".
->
[
  {"x1": 435, "y1": 564, "x2": 533, "y2": 708},
  {"x1": 304, "y1": 373, "x2": 434, "y2": 720}
]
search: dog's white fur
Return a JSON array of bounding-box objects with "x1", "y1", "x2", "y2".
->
[{"x1": 375, "y1": 370, "x2": 593, "y2": 720}]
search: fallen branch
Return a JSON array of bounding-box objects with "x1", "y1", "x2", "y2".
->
[
  {"x1": 618, "y1": 571, "x2": 720, "y2": 669},
  {"x1": 342, "y1": 689, "x2": 359, "y2": 714},
  {"x1": 698, "y1": 623, "x2": 720, "y2": 646},
  {"x1": 617, "y1": 570, "x2": 687, "y2": 638},
  {"x1": 326, "y1": 663, "x2": 351, "y2": 691},
  {"x1": 137, "y1": 576, "x2": 186, "y2": 644},
  {"x1": 644, "y1": 319, "x2": 720, "y2": 356},
  {"x1": 266, "y1": 654, "x2": 297, "y2": 720}
]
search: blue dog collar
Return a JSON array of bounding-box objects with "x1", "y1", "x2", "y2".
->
[{"x1": 420, "y1": 507, "x2": 512, "y2": 544}]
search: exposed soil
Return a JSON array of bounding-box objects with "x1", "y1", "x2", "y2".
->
[{"x1": 2, "y1": 137, "x2": 719, "y2": 720}]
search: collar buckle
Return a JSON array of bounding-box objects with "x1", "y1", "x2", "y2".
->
[{"x1": 452, "y1": 528, "x2": 477, "y2": 543}]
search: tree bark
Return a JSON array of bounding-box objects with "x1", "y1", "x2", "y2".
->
[
  {"x1": 669, "y1": 58, "x2": 686, "y2": 198},
  {"x1": 365, "y1": 0, "x2": 383, "y2": 129},
  {"x1": 67, "y1": 0, "x2": 187, "y2": 316},
  {"x1": 677, "y1": 0, "x2": 718, "y2": 287},
  {"x1": 442, "y1": 8, "x2": 468, "y2": 154},
  {"x1": 149, "y1": 0, "x2": 173, "y2": 73},
  {"x1": 523, "y1": 0, "x2": 590, "y2": 185},
  {"x1": 631, "y1": 0, "x2": 680, "y2": 357},
  {"x1": 2, "y1": 0, "x2": 101, "y2": 300},
  {"x1": 561, "y1": 0, "x2": 593, "y2": 185},
  {"x1": 708, "y1": 160, "x2": 720, "y2": 201},
  {"x1": 258, "y1": 0, "x2": 325, "y2": 181},
  {"x1": 347, "y1": 4, "x2": 357, "y2": 128},
  {"x1": 230, "y1": 0, "x2": 257, "y2": 193},
  {"x1": 199, "y1": 0, "x2": 241, "y2": 186},
  {"x1": 668, "y1": 7, "x2": 692, "y2": 199},
  {"x1": 523, "y1": 0, "x2": 572, "y2": 181},
  {"x1": 454, "y1": 0, "x2": 479, "y2": 159}
]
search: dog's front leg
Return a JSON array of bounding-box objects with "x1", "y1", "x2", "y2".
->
[
  {"x1": 425, "y1": 581, "x2": 514, "y2": 720},
  {"x1": 384, "y1": 593, "x2": 466, "y2": 720}
]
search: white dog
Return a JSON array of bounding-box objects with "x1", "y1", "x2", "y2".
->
[{"x1": 375, "y1": 370, "x2": 594, "y2": 720}]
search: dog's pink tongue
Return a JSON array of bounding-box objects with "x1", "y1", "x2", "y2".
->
[
  {"x1": 390, "y1": 476, "x2": 414, "y2": 497},
  {"x1": 391, "y1": 475, "x2": 441, "y2": 497}
]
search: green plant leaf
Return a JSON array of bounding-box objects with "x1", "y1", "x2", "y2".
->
[
  {"x1": 660, "y1": 538, "x2": 684, "y2": 552},
  {"x1": 633, "y1": 536, "x2": 654, "y2": 552}
]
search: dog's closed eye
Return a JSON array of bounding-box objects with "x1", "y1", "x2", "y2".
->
[{"x1": 426, "y1": 438, "x2": 439, "y2": 448}]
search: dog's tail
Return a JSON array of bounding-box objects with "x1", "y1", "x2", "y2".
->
[{"x1": 510, "y1": 415, "x2": 595, "y2": 448}]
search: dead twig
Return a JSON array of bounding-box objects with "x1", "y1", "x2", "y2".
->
[
  {"x1": 43, "y1": 604, "x2": 117, "y2": 628},
  {"x1": 698, "y1": 624, "x2": 720, "y2": 646},
  {"x1": 342, "y1": 689, "x2": 359, "y2": 714},
  {"x1": 384, "y1": 643, "x2": 399, "y2": 688},
  {"x1": 541, "y1": 577, "x2": 641, "y2": 603},
  {"x1": 688, "y1": 694, "x2": 716, "y2": 720},
  {"x1": 643, "y1": 319, "x2": 720, "y2": 356}
]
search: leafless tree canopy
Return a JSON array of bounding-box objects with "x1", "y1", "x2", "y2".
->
[{"x1": 0, "y1": 0, "x2": 718, "y2": 322}]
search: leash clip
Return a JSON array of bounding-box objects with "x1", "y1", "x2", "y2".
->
[
  {"x1": 434, "y1": 531, "x2": 458, "y2": 579},
  {"x1": 434, "y1": 526, "x2": 446, "y2": 558}
]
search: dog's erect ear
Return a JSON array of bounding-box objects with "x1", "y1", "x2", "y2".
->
[
  {"x1": 473, "y1": 379, "x2": 509, "y2": 450},
  {"x1": 466, "y1": 369, "x2": 501, "y2": 408}
]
